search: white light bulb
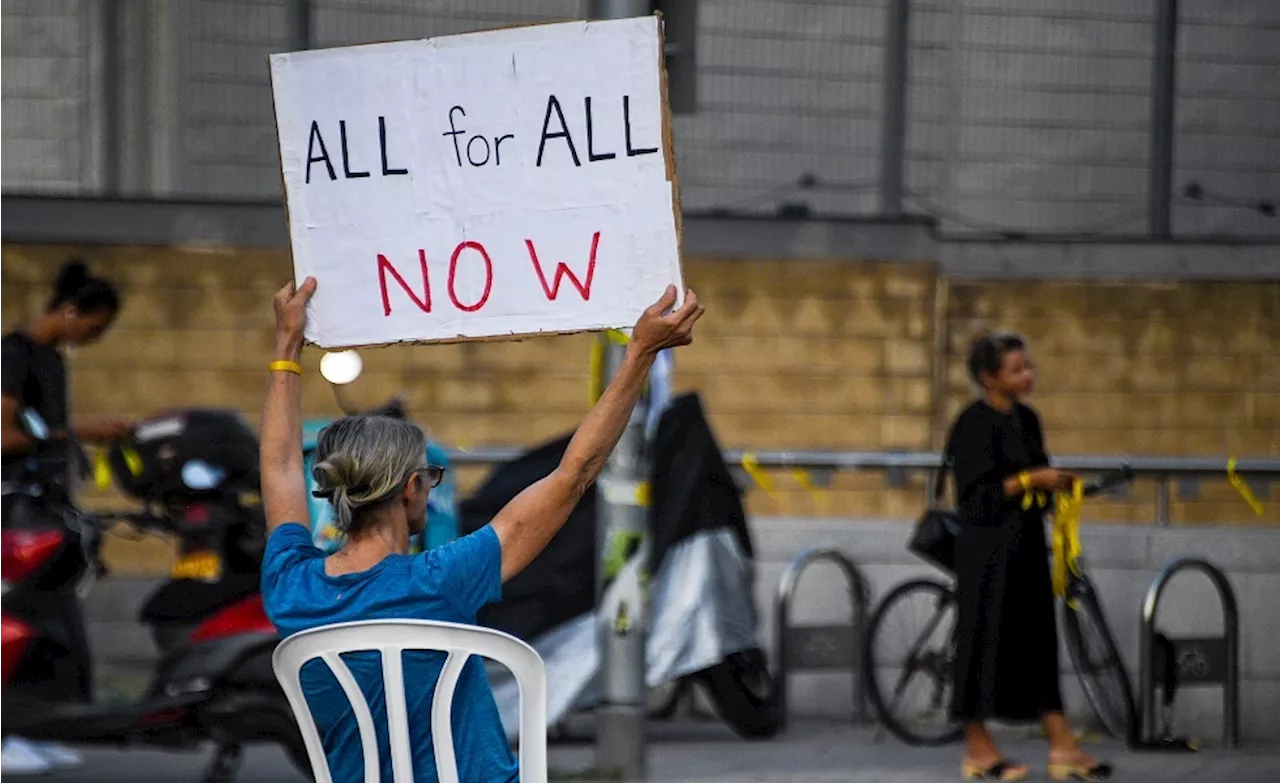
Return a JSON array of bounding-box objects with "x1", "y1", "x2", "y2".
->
[{"x1": 319, "y1": 351, "x2": 363, "y2": 385}]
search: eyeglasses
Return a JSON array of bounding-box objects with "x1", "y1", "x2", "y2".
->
[{"x1": 416, "y1": 466, "x2": 445, "y2": 489}]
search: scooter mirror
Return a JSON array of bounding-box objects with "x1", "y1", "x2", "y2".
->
[
  {"x1": 320, "y1": 350, "x2": 363, "y2": 386},
  {"x1": 181, "y1": 459, "x2": 226, "y2": 491},
  {"x1": 19, "y1": 409, "x2": 50, "y2": 441}
]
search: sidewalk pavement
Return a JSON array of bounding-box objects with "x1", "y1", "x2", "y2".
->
[
  {"x1": 551, "y1": 720, "x2": 1280, "y2": 783},
  {"x1": 19, "y1": 720, "x2": 1280, "y2": 782}
]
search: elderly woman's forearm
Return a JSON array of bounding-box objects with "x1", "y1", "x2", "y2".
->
[
  {"x1": 263, "y1": 336, "x2": 303, "y2": 466},
  {"x1": 491, "y1": 345, "x2": 656, "y2": 582},
  {"x1": 559, "y1": 343, "x2": 655, "y2": 491},
  {"x1": 260, "y1": 359, "x2": 306, "y2": 528},
  {"x1": 262, "y1": 376, "x2": 301, "y2": 465}
]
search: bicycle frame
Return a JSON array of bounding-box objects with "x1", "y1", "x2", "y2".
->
[{"x1": 865, "y1": 468, "x2": 1137, "y2": 746}]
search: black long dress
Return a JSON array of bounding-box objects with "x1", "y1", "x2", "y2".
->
[{"x1": 947, "y1": 399, "x2": 1063, "y2": 722}]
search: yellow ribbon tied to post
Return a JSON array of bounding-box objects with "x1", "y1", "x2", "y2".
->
[
  {"x1": 1051, "y1": 478, "x2": 1085, "y2": 606},
  {"x1": 791, "y1": 468, "x2": 822, "y2": 500},
  {"x1": 588, "y1": 329, "x2": 634, "y2": 405},
  {"x1": 740, "y1": 452, "x2": 775, "y2": 497},
  {"x1": 1226, "y1": 456, "x2": 1265, "y2": 517}
]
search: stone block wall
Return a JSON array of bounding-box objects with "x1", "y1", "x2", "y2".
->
[
  {"x1": 2, "y1": 243, "x2": 1275, "y2": 575},
  {"x1": 945, "y1": 280, "x2": 1280, "y2": 524}
]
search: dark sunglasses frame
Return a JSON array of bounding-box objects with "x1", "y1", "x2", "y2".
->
[{"x1": 416, "y1": 466, "x2": 445, "y2": 489}]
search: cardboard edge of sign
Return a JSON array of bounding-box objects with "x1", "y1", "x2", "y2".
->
[
  {"x1": 269, "y1": 14, "x2": 685, "y2": 353},
  {"x1": 309, "y1": 326, "x2": 626, "y2": 353}
]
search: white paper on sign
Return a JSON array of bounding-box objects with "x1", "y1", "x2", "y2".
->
[{"x1": 269, "y1": 17, "x2": 682, "y2": 349}]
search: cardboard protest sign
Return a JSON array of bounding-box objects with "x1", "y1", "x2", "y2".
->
[{"x1": 269, "y1": 16, "x2": 683, "y2": 349}]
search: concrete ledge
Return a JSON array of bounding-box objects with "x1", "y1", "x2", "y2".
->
[
  {"x1": 940, "y1": 240, "x2": 1280, "y2": 280},
  {"x1": 82, "y1": 517, "x2": 1280, "y2": 741},
  {"x1": 1, "y1": 195, "x2": 291, "y2": 248},
  {"x1": 5, "y1": 195, "x2": 1278, "y2": 279},
  {"x1": 753, "y1": 518, "x2": 1280, "y2": 742},
  {"x1": 1, "y1": 196, "x2": 936, "y2": 261}
]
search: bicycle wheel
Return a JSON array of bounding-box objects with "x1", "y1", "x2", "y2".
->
[
  {"x1": 1062, "y1": 573, "x2": 1137, "y2": 742},
  {"x1": 863, "y1": 579, "x2": 964, "y2": 746}
]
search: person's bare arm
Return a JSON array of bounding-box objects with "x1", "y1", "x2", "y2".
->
[
  {"x1": 260, "y1": 277, "x2": 317, "y2": 534},
  {"x1": 1, "y1": 395, "x2": 33, "y2": 455},
  {"x1": 491, "y1": 286, "x2": 703, "y2": 582},
  {"x1": 1002, "y1": 467, "x2": 1074, "y2": 497},
  {"x1": 74, "y1": 418, "x2": 134, "y2": 444}
]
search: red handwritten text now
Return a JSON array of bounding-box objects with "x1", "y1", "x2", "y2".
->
[{"x1": 377, "y1": 231, "x2": 600, "y2": 316}]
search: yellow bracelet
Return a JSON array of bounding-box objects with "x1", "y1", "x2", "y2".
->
[
  {"x1": 1018, "y1": 471, "x2": 1034, "y2": 510},
  {"x1": 269, "y1": 360, "x2": 302, "y2": 375}
]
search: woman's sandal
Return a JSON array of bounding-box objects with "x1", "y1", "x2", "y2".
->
[
  {"x1": 1047, "y1": 761, "x2": 1113, "y2": 781},
  {"x1": 962, "y1": 759, "x2": 1030, "y2": 781}
]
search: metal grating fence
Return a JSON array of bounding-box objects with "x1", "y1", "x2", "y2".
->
[
  {"x1": 674, "y1": 0, "x2": 886, "y2": 217},
  {"x1": 904, "y1": 0, "x2": 1155, "y2": 235},
  {"x1": 1, "y1": 0, "x2": 1276, "y2": 238},
  {"x1": 1172, "y1": 0, "x2": 1280, "y2": 237}
]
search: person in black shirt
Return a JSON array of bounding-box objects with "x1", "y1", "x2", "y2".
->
[
  {"x1": 947, "y1": 333, "x2": 1111, "y2": 782},
  {"x1": 2, "y1": 259, "x2": 130, "y2": 481},
  {"x1": 0, "y1": 259, "x2": 128, "y2": 775}
]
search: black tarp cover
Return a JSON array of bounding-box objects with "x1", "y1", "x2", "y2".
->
[{"x1": 460, "y1": 393, "x2": 752, "y2": 641}]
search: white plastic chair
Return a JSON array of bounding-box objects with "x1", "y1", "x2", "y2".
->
[{"x1": 272, "y1": 619, "x2": 547, "y2": 783}]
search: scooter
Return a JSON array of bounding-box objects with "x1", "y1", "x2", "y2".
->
[
  {"x1": 1, "y1": 408, "x2": 307, "y2": 783},
  {"x1": 465, "y1": 393, "x2": 783, "y2": 740}
]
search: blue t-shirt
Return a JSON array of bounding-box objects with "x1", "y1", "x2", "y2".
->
[{"x1": 261, "y1": 523, "x2": 517, "y2": 783}]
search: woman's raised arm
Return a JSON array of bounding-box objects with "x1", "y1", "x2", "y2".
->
[
  {"x1": 489, "y1": 286, "x2": 703, "y2": 582},
  {"x1": 260, "y1": 277, "x2": 316, "y2": 533}
]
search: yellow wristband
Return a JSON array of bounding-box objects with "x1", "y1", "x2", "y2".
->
[
  {"x1": 1018, "y1": 471, "x2": 1033, "y2": 492},
  {"x1": 269, "y1": 360, "x2": 302, "y2": 375}
]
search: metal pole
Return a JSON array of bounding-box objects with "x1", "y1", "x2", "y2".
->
[
  {"x1": 1224, "y1": 573, "x2": 1240, "y2": 749},
  {"x1": 291, "y1": 0, "x2": 311, "y2": 50},
  {"x1": 1148, "y1": 0, "x2": 1178, "y2": 238},
  {"x1": 99, "y1": 0, "x2": 122, "y2": 196},
  {"x1": 879, "y1": 0, "x2": 910, "y2": 215},
  {"x1": 591, "y1": 0, "x2": 651, "y2": 21},
  {"x1": 586, "y1": 8, "x2": 652, "y2": 777},
  {"x1": 1155, "y1": 477, "x2": 1170, "y2": 527},
  {"x1": 594, "y1": 339, "x2": 650, "y2": 780},
  {"x1": 1138, "y1": 568, "x2": 1160, "y2": 742}
]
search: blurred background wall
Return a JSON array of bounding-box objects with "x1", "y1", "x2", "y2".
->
[
  {"x1": 3, "y1": 0, "x2": 1277, "y2": 236},
  {"x1": 3, "y1": 0, "x2": 1278, "y2": 572},
  {"x1": 3, "y1": 243, "x2": 1275, "y2": 553}
]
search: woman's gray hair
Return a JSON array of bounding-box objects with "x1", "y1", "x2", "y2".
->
[{"x1": 311, "y1": 415, "x2": 426, "y2": 534}]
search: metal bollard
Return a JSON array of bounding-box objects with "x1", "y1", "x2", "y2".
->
[
  {"x1": 1138, "y1": 557, "x2": 1240, "y2": 748},
  {"x1": 773, "y1": 548, "x2": 870, "y2": 732}
]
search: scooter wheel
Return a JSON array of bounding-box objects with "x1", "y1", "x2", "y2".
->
[{"x1": 697, "y1": 648, "x2": 782, "y2": 740}]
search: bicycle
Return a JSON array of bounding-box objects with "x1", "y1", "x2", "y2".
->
[{"x1": 862, "y1": 468, "x2": 1138, "y2": 747}]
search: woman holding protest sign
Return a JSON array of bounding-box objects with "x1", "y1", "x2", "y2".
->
[{"x1": 259, "y1": 277, "x2": 702, "y2": 782}]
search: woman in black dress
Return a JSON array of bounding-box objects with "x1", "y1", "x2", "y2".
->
[{"x1": 947, "y1": 333, "x2": 1111, "y2": 781}]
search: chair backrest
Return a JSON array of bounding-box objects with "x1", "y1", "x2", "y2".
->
[{"x1": 272, "y1": 619, "x2": 547, "y2": 783}]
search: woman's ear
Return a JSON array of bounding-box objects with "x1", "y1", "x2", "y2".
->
[{"x1": 402, "y1": 472, "x2": 423, "y2": 501}]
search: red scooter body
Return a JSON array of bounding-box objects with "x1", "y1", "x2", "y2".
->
[{"x1": 0, "y1": 409, "x2": 307, "y2": 782}]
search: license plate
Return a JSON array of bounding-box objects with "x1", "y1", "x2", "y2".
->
[{"x1": 171, "y1": 551, "x2": 222, "y2": 582}]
